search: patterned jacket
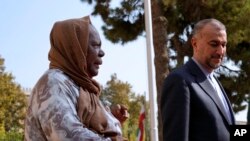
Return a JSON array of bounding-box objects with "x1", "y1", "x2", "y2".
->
[{"x1": 25, "y1": 69, "x2": 122, "y2": 141}]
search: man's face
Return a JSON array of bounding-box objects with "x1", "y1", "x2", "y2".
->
[
  {"x1": 192, "y1": 24, "x2": 227, "y2": 72},
  {"x1": 86, "y1": 25, "x2": 105, "y2": 78}
]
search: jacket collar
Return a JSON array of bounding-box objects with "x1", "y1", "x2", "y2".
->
[{"x1": 185, "y1": 59, "x2": 234, "y2": 124}]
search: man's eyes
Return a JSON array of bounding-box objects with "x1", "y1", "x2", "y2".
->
[
  {"x1": 209, "y1": 42, "x2": 217, "y2": 47},
  {"x1": 209, "y1": 42, "x2": 226, "y2": 48}
]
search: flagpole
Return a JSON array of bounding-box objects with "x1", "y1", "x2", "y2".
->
[{"x1": 144, "y1": 0, "x2": 159, "y2": 141}]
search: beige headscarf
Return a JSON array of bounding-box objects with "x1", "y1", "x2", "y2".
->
[
  {"x1": 48, "y1": 16, "x2": 122, "y2": 140},
  {"x1": 48, "y1": 16, "x2": 100, "y2": 94}
]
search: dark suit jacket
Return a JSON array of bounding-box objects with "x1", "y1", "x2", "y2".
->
[{"x1": 161, "y1": 59, "x2": 235, "y2": 141}]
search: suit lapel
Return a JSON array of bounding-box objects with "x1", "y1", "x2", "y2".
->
[
  {"x1": 186, "y1": 60, "x2": 233, "y2": 124},
  {"x1": 199, "y1": 77, "x2": 232, "y2": 124}
]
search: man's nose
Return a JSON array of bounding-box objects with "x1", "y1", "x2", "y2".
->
[{"x1": 216, "y1": 45, "x2": 226, "y2": 55}]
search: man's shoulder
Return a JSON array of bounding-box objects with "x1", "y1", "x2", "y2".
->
[
  {"x1": 169, "y1": 64, "x2": 190, "y2": 76},
  {"x1": 164, "y1": 61, "x2": 196, "y2": 84}
]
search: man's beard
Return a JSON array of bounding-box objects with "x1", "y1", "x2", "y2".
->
[
  {"x1": 208, "y1": 61, "x2": 221, "y2": 69},
  {"x1": 207, "y1": 55, "x2": 223, "y2": 69}
]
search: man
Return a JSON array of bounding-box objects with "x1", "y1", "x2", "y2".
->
[{"x1": 161, "y1": 19, "x2": 235, "y2": 141}]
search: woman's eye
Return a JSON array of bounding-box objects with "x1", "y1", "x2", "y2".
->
[{"x1": 92, "y1": 43, "x2": 100, "y2": 48}]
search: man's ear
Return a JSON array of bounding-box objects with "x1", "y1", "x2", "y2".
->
[{"x1": 191, "y1": 37, "x2": 197, "y2": 49}]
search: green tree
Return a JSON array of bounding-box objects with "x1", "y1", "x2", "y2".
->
[
  {"x1": 101, "y1": 74, "x2": 147, "y2": 140},
  {"x1": 0, "y1": 122, "x2": 6, "y2": 140},
  {"x1": 101, "y1": 74, "x2": 131, "y2": 106},
  {"x1": 0, "y1": 56, "x2": 27, "y2": 133}
]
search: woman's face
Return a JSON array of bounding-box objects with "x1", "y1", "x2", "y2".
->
[{"x1": 86, "y1": 25, "x2": 105, "y2": 78}]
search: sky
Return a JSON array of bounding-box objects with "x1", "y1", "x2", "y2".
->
[{"x1": 0, "y1": 0, "x2": 247, "y2": 122}]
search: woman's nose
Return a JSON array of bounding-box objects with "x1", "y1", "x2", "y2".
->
[{"x1": 98, "y1": 49, "x2": 105, "y2": 57}]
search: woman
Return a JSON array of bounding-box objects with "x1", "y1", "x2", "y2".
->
[{"x1": 25, "y1": 16, "x2": 128, "y2": 141}]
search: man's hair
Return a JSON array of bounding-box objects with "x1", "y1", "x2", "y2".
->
[{"x1": 192, "y1": 18, "x2": 226, "y2": 37}]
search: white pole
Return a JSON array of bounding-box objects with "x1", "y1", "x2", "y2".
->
[{"x1": 144, "y1": 0, "x2": 159, "y2": 141}]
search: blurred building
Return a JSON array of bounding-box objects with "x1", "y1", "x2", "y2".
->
[{"x1": 22, "y1": 87, "x2": 32, "y2": 102}]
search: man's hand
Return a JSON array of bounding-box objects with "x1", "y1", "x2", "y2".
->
[{"x1": 110, "y1": 104, "x2": 129, "y2": 124}]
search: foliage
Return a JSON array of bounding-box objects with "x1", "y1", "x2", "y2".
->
[
  {"x1": 100, "y1": 73, "x2": 149, "y2": 140},
  {"x1": 0, "y1": 122, "x2": 6, "y2": 139},
  {"x1": 101, "y1": 74, "x2": 131, "y2": 106},
  {"x1": 0, "y1": 130, "x2": 24, "y2": 141},
  {"x1": 0, "y1": 56, "x2": 27, "y2": 133},
  {"x1": 81, "y1": 0, "x2": 145, "y2": 44}
]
